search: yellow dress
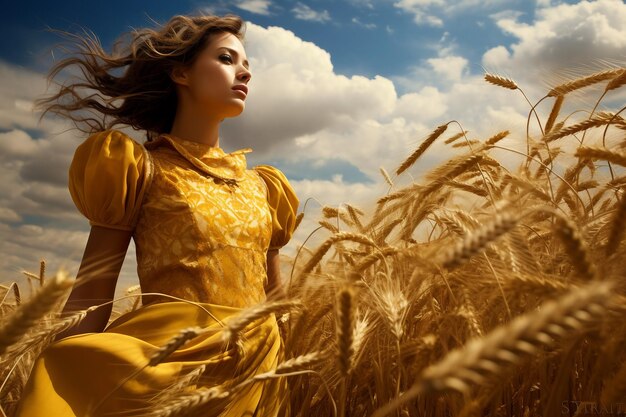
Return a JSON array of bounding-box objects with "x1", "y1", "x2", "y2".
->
[{"x1": 15, "y1": 130, "x2": 300, "y2": 417}]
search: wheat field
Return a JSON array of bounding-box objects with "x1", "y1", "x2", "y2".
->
[{"x1": 1, "y1": 67, "x2": 626, "y2": 417}]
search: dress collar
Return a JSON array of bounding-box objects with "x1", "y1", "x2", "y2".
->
[{"x1": 145, "y1": 133, "x2": 252, "y2": 183}]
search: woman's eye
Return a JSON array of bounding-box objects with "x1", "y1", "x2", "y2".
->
[{"x1": 220, "y1": 54, "x2": 233, "y2": 63}]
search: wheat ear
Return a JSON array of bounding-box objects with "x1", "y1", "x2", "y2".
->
[
  {"x1": 4, "y1": 308, "x2": 91, "y2": 359},
  {"x1": 0, "y1": 270, "x2": 73, "y2": 356},
  {"x1": 440, "y1": 211, "x2": 519, "y2": 270},
  {"x1": 396, "y1": 124, "x2": 448, "y2": 175},
  {"x1": 574, "y1": 146, "x2": 626, "y2": 167},
  {"x1": 336, "y1": 286, "x2": 355, "y2": 417},
  {"x1": 553, "y1": 216, "x2": 596, "y2": 280},
  {"x1": 484, "y1": 73, "x2": 518, "y2": 90},
  {"x1": 222, "y1": 299, "x2": 300, "y2": 353},
  {"x1": 371, "y1": 281, "x2": 614, "y2": 417},
  {"x1": 336, "y1": 287, "x2": 355, "y2": 377},
  {"x1": 547, "y1": 69, "x2": 623, "y2": 97},
  {"x1": 149, "y1": 327, "x2": 204, "y2": 366},
  {"x1": 545, "y1": 95, "x2": 564, "y2": 133},
  {"x1": 605, "y1": 193, "x2": 626, "y2": 256},
  {"x1": 294, "y1": 212, "x2": 304, "y2": 232},
  {"x1": 544, "y1": 113, "x2": 616, "y2": 142},
  {"x1": 319, "y1": 220, "x2": 339, "y2": 233},
  {"x1": 322, "y1": 206, "x2": 339, "y2": 218},
  {"x1": 379, "y1": 166, "x2": 393, "y2": 186},
  {"x1": 444, "y1": 131, "x2": 468, "y2": 145},
  {"x1": 605, "y1": 69, "x2": 626, "y2": 92},
  {"x1": 299, "y1": 232, "x2": 378, "y2": 277},
  {"x1": 147, "y1": 386, "x2": 229, "y2": 417}
]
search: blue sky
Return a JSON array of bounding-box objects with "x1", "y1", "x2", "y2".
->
[
  {"x1": 3, "y1": 0, "x2": 577, "y2": 86},
  {"x1": 1, "y1": 0, "x2": 625, "y2": 289}
]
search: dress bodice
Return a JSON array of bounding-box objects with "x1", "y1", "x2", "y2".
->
[{"x1": 68, "y1": 130, "x2": 299, "y2": 308}]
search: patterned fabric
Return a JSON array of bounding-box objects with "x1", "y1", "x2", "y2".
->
[
  {"x1": 70, "y1": 130, "x2": 300, "y2": 307},
  {"x1": 15, "y1": 129, "x2": 300, "y2": 417}
]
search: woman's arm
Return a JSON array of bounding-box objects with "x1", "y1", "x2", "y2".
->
[
  {"x1": 266, "y1": 249, "x2": 287, "y2": 300},
  {"x1": 54, "y1": 225, "x2": 132, "y2": 341}
]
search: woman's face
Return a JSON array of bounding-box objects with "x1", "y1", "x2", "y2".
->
[{"x1": 172, "y1": 32, "x2": 252, "y2": 119}]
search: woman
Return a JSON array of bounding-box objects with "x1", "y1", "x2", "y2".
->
[{"x1": 15, "y1": 13, "x2": 299, "y2": 417}]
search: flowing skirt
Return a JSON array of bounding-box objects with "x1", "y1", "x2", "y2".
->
[{"x1": 15, "y1": 301, "x2": 288, "y2": 417}]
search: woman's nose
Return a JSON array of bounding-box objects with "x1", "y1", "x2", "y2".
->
[{"x1": 238, "y1": 66, "x2": 251, "y2": 83}]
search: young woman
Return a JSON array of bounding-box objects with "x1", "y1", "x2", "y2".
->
[{"x1": 15, "y1": 13, "x2": 299, "y2": 417}]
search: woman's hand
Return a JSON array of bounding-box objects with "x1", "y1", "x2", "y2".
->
[{"x1": 54, "y1": 225, "x2": 132, "y2": 341}]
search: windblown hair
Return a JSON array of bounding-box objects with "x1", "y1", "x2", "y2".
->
[{"x1": 35, "y1": 14, "x2": 246, "y2": 141}]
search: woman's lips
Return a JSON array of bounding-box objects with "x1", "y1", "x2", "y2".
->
[
  {"x1": 232, "y1": 89, "x2": 247, "y2": 99},
  {"x1": 232, "y1": 85, "x2": 248, "y2": 99}
]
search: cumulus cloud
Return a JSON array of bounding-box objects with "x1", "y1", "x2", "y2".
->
[
  {"x1": 483, "y1": 0, "x2": 626, "y2": 79},
  {"x1": 427, "y1": 55, "x2": 469, "y2": 81}
]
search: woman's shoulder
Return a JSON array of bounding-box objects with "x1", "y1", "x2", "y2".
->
[
  {"x1": 68, "y1": 129, "x2": 153, "y2": 231},
  {"x1": 251, "y1": 164, "x2": 300, "y2": 250},
  {"x1": 79, "y1": 129, "x2": 145, "y2": 150}
]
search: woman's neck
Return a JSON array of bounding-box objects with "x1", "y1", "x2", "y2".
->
[{"x1": 169, "y1": 102, "x2": 222, "y2": 147}]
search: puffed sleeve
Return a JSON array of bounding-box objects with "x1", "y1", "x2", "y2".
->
[
  {"x1": 254, "y1": 165, "x2": 300, "y2": 250},
  {"x1": 68, "y1": 130, "x2": 152, "y2": 231}
]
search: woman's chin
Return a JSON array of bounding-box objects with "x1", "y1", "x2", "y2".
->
[{"x1": 223, "y1": 103, "x2": 246, "y2": 118}]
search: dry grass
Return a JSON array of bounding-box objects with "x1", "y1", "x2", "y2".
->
[{"x1": 2, "y1": 66, "x2": 626, "y2": 417}]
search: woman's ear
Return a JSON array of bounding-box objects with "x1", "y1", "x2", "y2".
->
[{"x1": 170, "y1": 65, "x2": 189, "y2": 86}]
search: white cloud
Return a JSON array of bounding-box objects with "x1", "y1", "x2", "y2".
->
[
  {"x1": 347, "y1": 0, "x2": 375, "y2": 9},
  {"x1": 291, "y1": 3, "x2": 331, "y2": 23},
  {"x1": 235, "y1": 0, "x2": 272, "y2": 15},
  {"x1": 352, "y1": 17, "x2": 377, "y2": 29},
  {"x1": 394, "y1": 0, "x2": 510, "y2": 26},
  {"x1": 427, "y1": 55, "x2": 469, "y2": 81}
]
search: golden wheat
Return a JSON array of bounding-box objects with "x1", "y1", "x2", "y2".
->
[
  {"x1": 484, "y1": 73, "x2": 518, "y2": 90},
  {"x1": 0, "y1": 270, "x2": 73, "y2": 356},
  {"x1": 547, "y1": 68, "x2": 623, "y2": 96}
]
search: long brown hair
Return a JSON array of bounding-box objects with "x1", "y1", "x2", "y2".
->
[{"x1": 35, "y1": 14, "x2": 246, "y2": 141}]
